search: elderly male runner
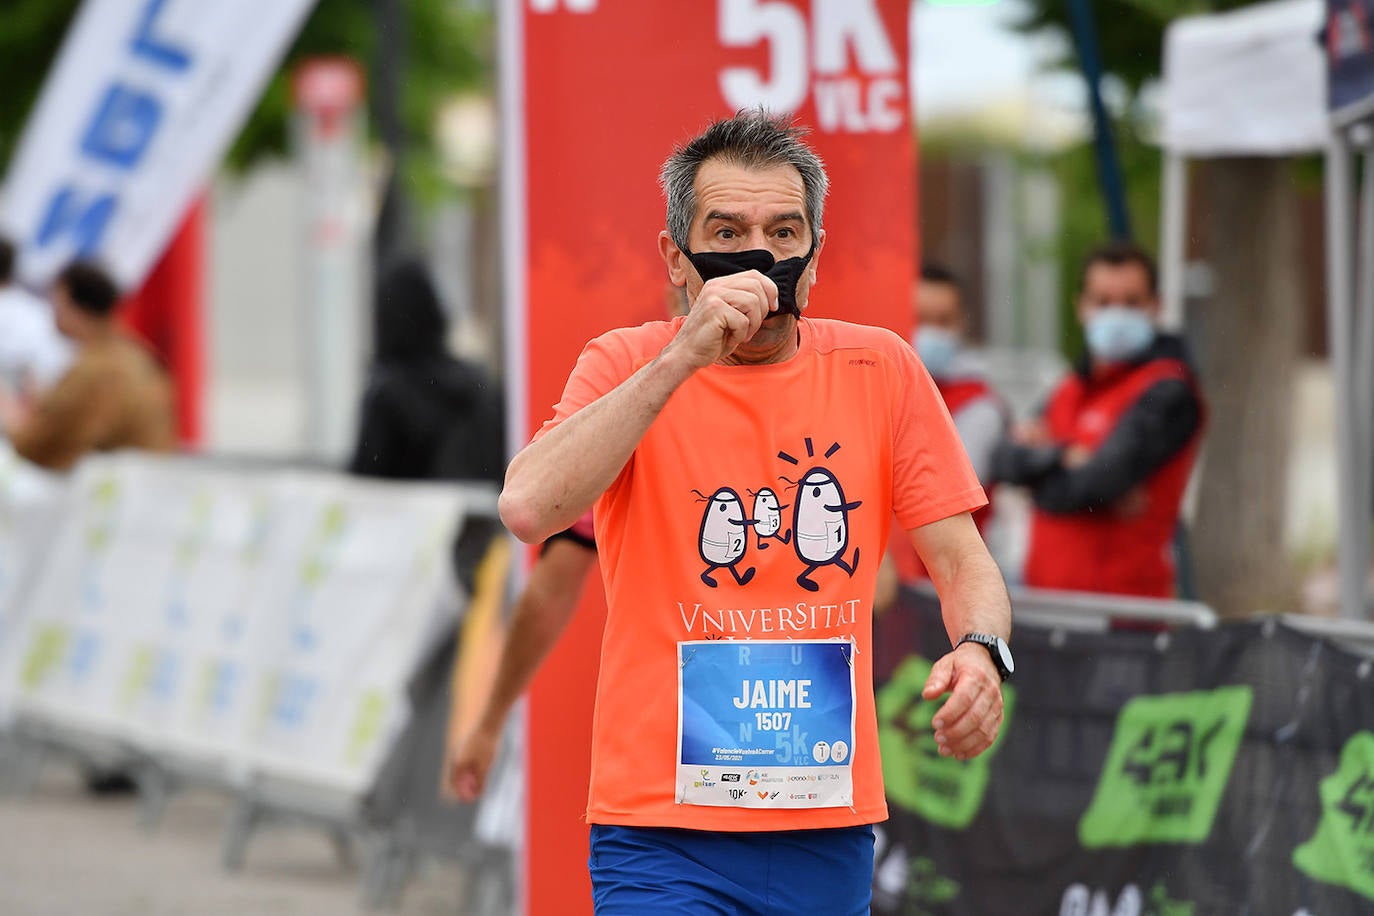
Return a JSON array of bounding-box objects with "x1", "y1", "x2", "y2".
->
[{"x1": 496, "y1": 110, "x2": 1013, "y2": 914}]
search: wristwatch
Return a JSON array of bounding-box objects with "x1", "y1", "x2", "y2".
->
[{"x1": 957, "y1": 633, "x2": 1014, "y2": 682}]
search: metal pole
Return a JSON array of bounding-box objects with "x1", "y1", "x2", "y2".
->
[
  {"x1": 1357, "y1": 146, "x2": 1374, "y2": 610},
  {"x1": 372, "y1": 0, "x2": 408, "y2": 264},
  {"x1": 1068, "y1": 0, "x2": 1133, "y2": 240},
  {"x1": 1160, "y1": 152, "x2": 1189, "y2": 330},
  {"x1": 1326, "y1": 132, "x2": 1365, "y2": 619}
]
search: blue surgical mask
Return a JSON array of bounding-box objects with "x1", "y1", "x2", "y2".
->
[
  {"x1": 913, "y1": 326, "x2": 960, "y2": 379},
  {"x1": 1084, "y1": 306, "x2": 1156, "y2": 363}
]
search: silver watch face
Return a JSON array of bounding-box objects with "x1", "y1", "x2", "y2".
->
[{"x1": 996, "y1": 638, "x2": 1014, "y2": 675}]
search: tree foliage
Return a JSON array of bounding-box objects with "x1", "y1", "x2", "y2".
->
[
  {"x1": 0, "y1": 0, "x2": 490, "y2": 191},
  {"x1": 1012, "y1": 0, "x2": 1269, "y2": 355},
  {"x1": 0, "y1": 0, "x2": 83, "y2": 172},
  {"x1": 1013, "y1": 0, "x2": 1260, "y2": 96}
]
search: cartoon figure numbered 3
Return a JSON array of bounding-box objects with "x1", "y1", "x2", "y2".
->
[{"x1": 749, "y1": 487, "x2": 791, "y2": 550}]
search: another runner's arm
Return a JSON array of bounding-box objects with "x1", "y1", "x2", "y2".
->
[
  {"x1": 910, "y1": 513, "x2": 1012, "y2": 761},
  {"x1": 1028, "y1": 379, "x2": 1200, "y2": 513},
  {"x1": 450, "y1": 537, "x2": 598, "y2": 801},
  {"x1": 500, "y1": 272, "x2": 776, "y2": 543}
]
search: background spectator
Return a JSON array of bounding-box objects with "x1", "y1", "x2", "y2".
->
[
  {"x1": 0, "y1": 236, "x2": 72, "y2": 397},
  {"x1": 349, "y1": 257, "x2": 506, "y2": 591},
  {"x1": 0, "y1": 260, "x2": 175, "y2": 471},
  {"x1": 993, "y1": 242, "x2": 1205, "y2": 598}
]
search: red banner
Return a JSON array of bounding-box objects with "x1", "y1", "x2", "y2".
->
[{"x1": 503, "y1": 2, "x2": 914, "y2": 910}]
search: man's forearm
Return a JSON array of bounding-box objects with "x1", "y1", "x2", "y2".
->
[
  {"x1": 932, "y1": 544, "x2": 1012, "y2": 645},
  {"x1": 500, "y1": 349, "x2": 695, "y2": 543},
  {"x1": 474, "y1": 546, "x2": 596, "y2": 735},
  {"x1": 913, "y1": 515, "x2": 1012, "y2": 644}
]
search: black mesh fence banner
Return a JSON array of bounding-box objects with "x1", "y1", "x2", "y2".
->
[{"x1": 872, "y1": 587, "x2": 1374, "y2": 916}]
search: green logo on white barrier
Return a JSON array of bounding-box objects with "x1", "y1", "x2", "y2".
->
[
  {"x1": 877, "y1": 655, "x2": 1015, "y2": 829},
  {"x1": 1293, "y1": 731, "x2": 1374, "y2": 902},
  {"x1": 1079, "y1": 686, "x2": 1251, "y2": 848},
  {"x1": 20, "y1": 624, "x2": 69, "y2": 691}
]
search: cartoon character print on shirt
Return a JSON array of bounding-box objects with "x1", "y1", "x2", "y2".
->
[
  {"x1": 778, "y1": 438, "x2": 863, "y2": 592},
  {"x1": 692, "y1": 487, "x2": 757, "y2": 588},
  {"x1": 688, "y1": 438, "x2": 862, "y2": 593},
  {"x1": 747, "y1": 487, "x2": 791, "y2": 550}
]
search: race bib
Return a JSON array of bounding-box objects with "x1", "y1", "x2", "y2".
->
[{"x1": 676, "y1": 639, "x2": 855, "y2": 809}]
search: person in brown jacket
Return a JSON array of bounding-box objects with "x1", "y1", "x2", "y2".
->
[{"x1": 0, "y1": 261, "x2": 176, "y2": 471}]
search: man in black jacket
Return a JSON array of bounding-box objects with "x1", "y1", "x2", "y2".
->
[{"x1": 350, "y1": 258, "x2": 506, "y2": 590}]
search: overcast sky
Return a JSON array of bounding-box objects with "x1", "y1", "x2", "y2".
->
[{"x1": 913, "y1": 0, "x2": 1083, "y2": 124}]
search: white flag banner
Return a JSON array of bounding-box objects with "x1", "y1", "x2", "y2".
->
[{"x1": 0, "y1": 0, "x2": 317, "y2": 289}]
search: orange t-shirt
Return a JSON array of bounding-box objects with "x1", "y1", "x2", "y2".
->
[{"x1": 533, "y1": 316, "x2": 985, "y2": 831}]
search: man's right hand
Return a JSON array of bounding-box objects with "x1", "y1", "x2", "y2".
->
[
  {"x1": 447, "y1": 725, "x2": 502, "y2": 803},
  {"x1": 666, "y1": 271, "x2": 778, "y2": 369}
]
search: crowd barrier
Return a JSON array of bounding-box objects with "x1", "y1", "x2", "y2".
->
[
  {"x1": 7, "y1": 444, "x2": 1374, "y2": 914},
  {"x1": 873, "y1": 586, "x2": 1374, "y2": 916},
  {"x1": 0, "y1": 446, "x2": 513, "y2": 911}
]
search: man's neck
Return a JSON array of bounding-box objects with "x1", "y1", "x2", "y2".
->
[
  {"x1": 74, "y1": 321, "x2": 117, "y2": 347},
  {"x1": 719, "y1": 318, "x2": 801, "y2": 367}
]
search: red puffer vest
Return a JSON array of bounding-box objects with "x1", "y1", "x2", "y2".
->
[{"x1": 1024, "y1": 358, "x2": 1202, "y2": 598}]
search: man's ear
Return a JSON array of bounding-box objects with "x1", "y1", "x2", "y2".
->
[{"x1": 660, "y1": 231, "x2": 689, "y2": 285}]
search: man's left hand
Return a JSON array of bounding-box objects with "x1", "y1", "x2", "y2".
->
[{"x1": 920, "y1": 641, "x2": 1004, "y2": 760}]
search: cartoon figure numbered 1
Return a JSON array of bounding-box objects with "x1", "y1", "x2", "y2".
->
[{"x1": 791, "y1": 467, "x2": 862, "y2": 592}]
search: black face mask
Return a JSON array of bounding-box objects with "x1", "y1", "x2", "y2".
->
[{"x1": 684, "y1": 242, "x2": 816, "y2": 319}]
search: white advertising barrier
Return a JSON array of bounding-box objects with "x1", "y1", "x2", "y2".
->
[
  {"x1": 0, "y1": 443, "x2": 69, "y2": 724},
  {"x1": 7, "y1": 453, "x2": 478, "y2": 799},
  {"x1": 228, "y1": 473, "x2": 465, "y2": 793},
  {"x1": 0, "y1": 0, "x2": 318, "y2": 289}
]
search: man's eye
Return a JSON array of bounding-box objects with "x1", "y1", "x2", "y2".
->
[
  {"x1": 717, "y1": 228, "x2": 735, "y2": 239},
  {"x1": 776, "y1": 228, "x2": 794, "y2": 239}
]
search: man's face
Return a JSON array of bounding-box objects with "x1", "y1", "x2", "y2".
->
[
  {"x1": 660, "y1": 160, "x2": 824, "y2": 345},
  {"x1": 915, "y1": 279, "x2": 964, "y2": 337},
  {"x1": 1077, "y1": 260, "x2": 1159, "y2": 327}
]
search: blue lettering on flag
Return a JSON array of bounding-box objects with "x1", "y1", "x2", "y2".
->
[
  {"x1": 130, "y1": 0, "x2": 193, "y2": 72},
  {"x1": 36, "y1": 187, "x2": 118, "y2": 256},
  {"x1": 80, "y1": 83, "x2": 163, "y2": 169}
]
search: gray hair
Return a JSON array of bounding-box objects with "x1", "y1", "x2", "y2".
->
[{"x1": 659, "y1": 109, "x2": 829, "y2": 252}]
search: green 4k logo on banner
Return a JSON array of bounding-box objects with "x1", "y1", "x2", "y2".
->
[
  {"x1": 877, "y1": 655, "x2": 1016, "y2": 828},
  {"x1": 1079, "y1": 686, "x2": 1252, "y2": 848},
  {"x1": 1293, "y1": 731, "x2": 1374, "y2": 902}
]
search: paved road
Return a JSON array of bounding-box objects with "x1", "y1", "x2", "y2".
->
[{"x1": 0, "y1": 762, "x2": 473, "y2": 915}]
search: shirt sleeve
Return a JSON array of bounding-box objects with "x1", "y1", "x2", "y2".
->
[
  {"x1": 530, "y1": 330, "x2": 639, "y2": 446},
  {"x1": 890, "y1": 344, "x2": 988, "y2": 531},
  {"x1": 1030, "y1": 378, "x2": 1202, "y2": 514}
]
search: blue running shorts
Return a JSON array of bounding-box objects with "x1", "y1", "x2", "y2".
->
[{"x1": 588, "y1": 823, "x2": 875, "y2": 915}]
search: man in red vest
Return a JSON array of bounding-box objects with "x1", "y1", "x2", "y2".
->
[{"x1": 994, "y1": 242, "x2": 1204, "y2": 598}]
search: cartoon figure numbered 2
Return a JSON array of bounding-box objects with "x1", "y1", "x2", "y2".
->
[
  {"x1": 748, "y1": 487, "x2": 791, "y2": 550},
  {"x1": 693, "y1": 487, "x2": 757, "y2": 587}
]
